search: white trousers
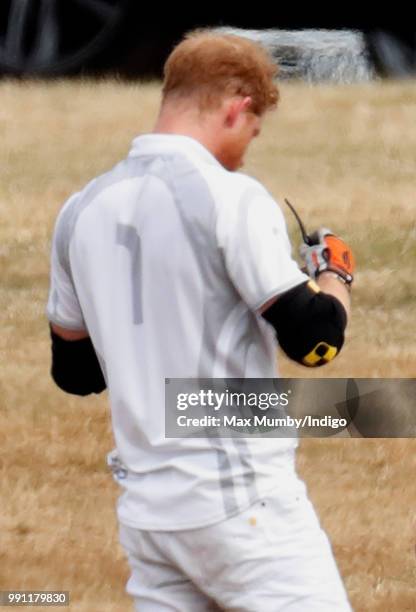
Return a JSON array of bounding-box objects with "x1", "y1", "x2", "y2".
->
[{"x1": 119, "y1": 477, "x2": 352, "y2": 611}]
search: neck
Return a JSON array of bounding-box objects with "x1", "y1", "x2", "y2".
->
[{"x1": 153, "y1": 101, "x2": 221, "y2": 160}]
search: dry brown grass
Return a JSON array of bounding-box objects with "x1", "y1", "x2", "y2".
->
[{"x1": 1, "y1": 79, "x2": 415, "y2": 611}]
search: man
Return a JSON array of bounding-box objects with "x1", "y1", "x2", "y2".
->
[{"x1": 47, "y1": 31, "x2": 354, "y2": 611}]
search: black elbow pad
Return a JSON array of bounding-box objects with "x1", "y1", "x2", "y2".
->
[
  {"x1": 50, "y1": 329, "x2": 106, "y2": 396},
  {"x1": 262, "y1": 281, "x2": 347, "y2": 367}
]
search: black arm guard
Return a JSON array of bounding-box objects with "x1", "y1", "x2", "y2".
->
[
  {"x1": 261, "y1": 281, "x2": 347, "y2": 367},
  {"x1": 50, "y1": 328, "x2": 106, "y2": 396}
]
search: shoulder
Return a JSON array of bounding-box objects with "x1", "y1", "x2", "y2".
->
[
  {"x1": 205, "y1": 167, "x2": 285, "y2": 227},
  {"x1": 210, "y1": 172, "x2": 288, "y2": 251},
  {"x1": 52, "y1": 191, "x2": 82, "y2": 244},
  {"x1": 197, "y1": 164, "x2": 274, "y2": 210},
  {"x1": 53, "y1": 158, "x2": 123, "y2": 240}
]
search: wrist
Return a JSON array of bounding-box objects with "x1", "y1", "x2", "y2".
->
[
  {"x1": 318, "y1": 270, "x2": 352, "y2": 292},
  {"x1": 316, "y1": 265, "x2": 353, "y2": 287}
]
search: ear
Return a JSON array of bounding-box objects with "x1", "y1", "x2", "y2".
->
[{"x1": 224, "y1": 96, "x2": 253, "y2": 127}]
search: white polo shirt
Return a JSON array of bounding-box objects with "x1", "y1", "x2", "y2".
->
[{"x1": 47, "y1": 134, "x2": 308, "y2": 530}]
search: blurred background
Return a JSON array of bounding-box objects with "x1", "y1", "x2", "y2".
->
[{"x1": 0, "y1": 2, "x2": 415, "y2": 79}]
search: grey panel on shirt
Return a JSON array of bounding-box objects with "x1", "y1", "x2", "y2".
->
[{"x1": 155, "y1": 153, "x2": 261, "y2": 517}]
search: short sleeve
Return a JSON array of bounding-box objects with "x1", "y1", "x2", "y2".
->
[
  {"x1": 217, "y1": 182, "x2": 309, "y2": 311},
  {"x1": 46, "y1": 195, "x2": 86, "y2": 330}
]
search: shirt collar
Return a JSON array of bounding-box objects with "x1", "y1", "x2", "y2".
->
[{"x1": 128, "y1": 133, "x2": 222, "y2": 168}]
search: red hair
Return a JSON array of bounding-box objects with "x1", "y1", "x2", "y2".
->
[{"x1": 162, "y1": 30, "x2": 279, "y2": 115}]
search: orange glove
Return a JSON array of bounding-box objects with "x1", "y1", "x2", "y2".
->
[{"x1": 299, "y1": 228, "x2": 355, "y2": 286}]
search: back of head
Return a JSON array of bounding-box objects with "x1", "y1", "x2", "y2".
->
[{"x1": 162, "y1": 30, "x2": 279, "y2": 116}]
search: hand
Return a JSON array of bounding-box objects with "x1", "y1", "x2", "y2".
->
[{"x1": 299, "y1": 228, "x2": 355, "y2": 285}]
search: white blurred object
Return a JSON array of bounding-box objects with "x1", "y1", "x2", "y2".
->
[{"x1": 215, "y1": 27, "x2": 375, "y2": 83}]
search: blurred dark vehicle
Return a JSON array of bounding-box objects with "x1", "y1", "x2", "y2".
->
[{"x1": 0, "y1": 1, "x2": 414, "y2": 78}]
